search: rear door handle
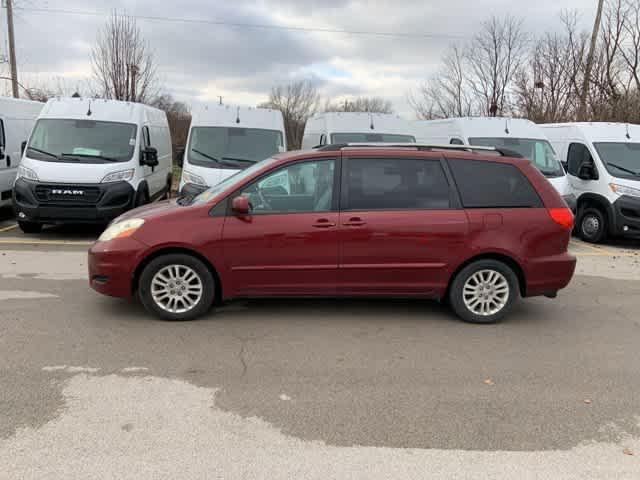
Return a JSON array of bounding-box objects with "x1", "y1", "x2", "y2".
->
[
  {"x1": 343, "y1": 217, "x2": 366, "y2": 227},
  {"x1": 312, "y1": 218, "x2": 336, "y2": 228}
]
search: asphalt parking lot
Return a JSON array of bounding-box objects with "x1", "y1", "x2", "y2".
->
[{"x1": 1, "y1": 207, "x2": 639, "y2": 479}]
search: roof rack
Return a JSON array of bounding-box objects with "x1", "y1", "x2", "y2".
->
[{"x1": 316, "y1": 142, "x2": 523, "y2": 158}]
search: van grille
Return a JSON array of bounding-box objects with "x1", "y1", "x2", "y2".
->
[{"x1": 35, "y1": 185, "x2": 102, "y2": 204}]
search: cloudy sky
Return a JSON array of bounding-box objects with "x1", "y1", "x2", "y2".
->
[{"x1": 2, "y1": 0, "x2": 596, "y2": 117}]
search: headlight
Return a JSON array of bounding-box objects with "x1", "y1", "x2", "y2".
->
[
  {"x1": 182, "y1": 170, "x2": 207, "y2": 186},
  {"x1": 609, "y1": 183, "x2": 640, "y2": 198},
  {"x1": 98, "y1": 218, "x2": 145, "y2": 242},
  {"x1": 16, "y1": 165, "x2": 38, "y2": 181},
  {"x1": 101, "y1": 169, "x2": 135, "y2": 183}
]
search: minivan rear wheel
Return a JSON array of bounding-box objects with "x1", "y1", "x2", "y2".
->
[
  {"x1": 579, "y1": 207, "x2": 607, "y2": 243},
  {"x1": 138, "y1": 254, "x2": 215, "y2": 321},
  {"x1": 449, "y1": 260, "x2": 519, "y2": 324}
]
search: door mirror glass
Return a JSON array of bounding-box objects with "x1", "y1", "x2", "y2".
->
[
  {"x1": 231, "y1": 195, "x2": 250, "y2": 215},
  {"x1": 21, "y1": 140, "x2": 27, "y2": 155},
  {"x1": 142, "y1": 146, "x2": 159, "y2": 167},
  {"x1": 578, "y1": 163, "x2": 595, "y2": 180}
]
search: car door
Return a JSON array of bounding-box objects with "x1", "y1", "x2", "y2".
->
[
  {"x1": 221, "y1": 157, "x2": 340, "y2": 296},
  {"x1": 566, "y1": 142, "x2": 598, "y2": 196},
  {"x1": 338, "y1": 153, "x2": 468, "y2": 296}
]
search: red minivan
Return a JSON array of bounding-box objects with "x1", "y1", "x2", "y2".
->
[{"x1": 88, "y1": 144, "x2": 576, "y2": 324}]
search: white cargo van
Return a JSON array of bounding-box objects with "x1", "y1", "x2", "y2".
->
[
  {"x1": 301, "y1": 112, "x2": 416, "y2": 149},
  {"x1": 0, "y1": 97, "x2": 43, "y2": 208},
  {"x1": 178, "y1": 104, "x2": 286, "y2": 196},
  {"x1": 541, "y1": 122, "x2": 640, "y2": 242},
  {"x1": 414, "y1": 117, "x2": 575, "y2": 210},
  {"x1": 13, "y1": 97, "x2": 172, "y2": 233}
]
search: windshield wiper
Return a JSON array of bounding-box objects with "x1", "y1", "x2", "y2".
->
[
  {"x1": 191, "y1": 149, "x2": 238, "y2": 167},
  {"x1": 607, "y1": 162, "x2": 639, "y2": 176},
  {"x1": 60, "y1": 153, "x2": 120, "y2": 163},
  {"x1": 26, "y1": 146, "x2": 58, "y2": 159}
]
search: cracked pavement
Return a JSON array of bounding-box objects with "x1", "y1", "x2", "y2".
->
[{"x1": 1, "y1": 239, "x2": 640, "y2": 478}]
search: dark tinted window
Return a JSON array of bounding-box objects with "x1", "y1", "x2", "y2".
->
[
  {"x1": 448, "y1": 159, "x2": 542, "y2": 208},
  {"x1": 567, "y1": 143, "x2": 593, "y2": 176},
  {"x1": 344, "y1": 157, "x2": 450, "y2": 210},
  {"x1": 450, "y1": 138, "x2": 464, "y2": 145}
]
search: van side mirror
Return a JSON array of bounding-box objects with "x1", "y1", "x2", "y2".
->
[
  {"x1": 231, "y1": 195, "x2": 250, "y2": 215},
  {"x1": 175, "y1": 146, "x2": 185, "y2": 168},
  {"x1": 578, "y1": 162, "x2": 596, "y2": 180},
  {"x1": 141, "y1": 146, "x2": 159, "y2": 167},
  {"x1": 21, "y1": 141, "x2": 27, "y2": 155}
]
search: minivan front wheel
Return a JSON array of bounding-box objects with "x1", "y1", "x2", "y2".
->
[
  {"x1": 449, "y1": 260, "x2": 519, "y2": 324},
  {"x1": 579, "y1": 207, "x2": 607, "y2": 243},
  {"x1": 138, "y1": 254, "x2": 215, "y2": 321}
]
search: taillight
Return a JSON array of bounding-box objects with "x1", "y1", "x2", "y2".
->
[{"x1": 548, "y1": 208, "x2": 574, "y2": 230}]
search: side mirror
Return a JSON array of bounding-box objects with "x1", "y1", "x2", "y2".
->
[
  {"x1": 578, "y1": 163, "x2": 595, "y2": 180},
  {"x1": 231, "y1": 195, "x2": 250, "y2": 215},
  {"x1": 141, "y1": 146, "x2": 159, "y2": 167},
  {"x1": 175, "y1": 146, "x2": 185, "y2": 168},
  {"x1": 0, "y1": 146, "x2": 4, "y2": 161},
  {"x1": 21, "y1": 141, "x2": 27, "y2": 155}
]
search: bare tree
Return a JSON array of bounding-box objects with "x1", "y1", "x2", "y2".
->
[
  {"x1": 260, "y1": 80, "x2": 320, "y2": 150},
  {"x1": 466, "y1": 15, "x2": 529, "y2": 116},
  {"x1": 325, "y1": 96, "x2": 393, "y2": 114},
  {"x1": 410, "y1": 45, "x2": 475, "y2": 119},
  {"x1": 91, "y1": 11, "x2": 158, "y2": 103}
]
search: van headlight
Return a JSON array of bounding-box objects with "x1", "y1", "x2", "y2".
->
[
  {"x1": 610, "y1": 183, "x2": 640, "y2": 198},
  {"x1": 101, "y1": 169, "x2": 135, "y2": 183},
  {"x1": 16, "y1": 165, "x2": 38, "y2": 181},
  {"x1": 182, "y1": 170, "x2": 207, "y2": 186},
  {"x1": 98, "y1": 218, "x2": 145, "y2": 242}
]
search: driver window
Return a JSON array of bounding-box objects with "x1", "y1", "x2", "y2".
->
[
  {"x1": 240, "y1": 159, "x2": 335, "y2": 214},
  {"x1": 567, "y1": 143, "x2": 592, "y2": 176}
]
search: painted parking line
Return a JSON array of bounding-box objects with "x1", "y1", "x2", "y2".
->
[
  {"x1": 0, "y1": 223, "x2": 18, "y2": 233},
  {"x1": 0, "y1": 238, "x2": 93, "y2": 246},
  {"x1": 569, "y1": 241, "x2": 617, "y2": 255}
]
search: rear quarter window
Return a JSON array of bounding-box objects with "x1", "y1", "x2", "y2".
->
[{"x1": 448, "y1": 159, "x2": 542, "y2": 208}]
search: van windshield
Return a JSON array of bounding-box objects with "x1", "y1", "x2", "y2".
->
[
  {"x1": 469, "y1": 137, "x2": 565, "y2": 177},
  {"x1": 27, "y1": 119, "x2": 137, "y2": 163},
  {"x1": 593, "y1": 142, "x2": 640, "y2": 178},
  {"x1": 188, "y1": 127, "x2": 284, "y2": 169},
  {"x1": 331, "y1": 133, "x2": 416, "y2": 143}
]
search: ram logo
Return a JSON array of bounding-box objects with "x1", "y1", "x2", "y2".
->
[{"x1": 52, "y1": 189, "x2": 84, "y2": 196}]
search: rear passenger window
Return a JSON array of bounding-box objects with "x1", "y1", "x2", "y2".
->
[
  {"x1": 344, "y1": 158, "x2": 451, "y2": 210},
  {"x1": 448, "y1": 159, "x2": 542, "y2": 208}
]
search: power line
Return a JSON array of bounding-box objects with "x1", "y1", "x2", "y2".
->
[{"x1": 13, "y1": 6, "x2": 465, "y2": 40}]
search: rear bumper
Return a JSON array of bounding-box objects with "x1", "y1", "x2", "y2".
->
[
  {"x1": 13, "y1": 178, "x2": 135, "y2": 225},
  {"x1": 525, "y1": 252, "x2": 577, "y2": 297},
  {"x1": 611, "y1": 195, "x2": 640, "y2": 237},
  {"x1": 88, "y1": 237, "x2": 147, "y2": 297}
]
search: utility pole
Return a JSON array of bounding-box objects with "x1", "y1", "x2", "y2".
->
[
  {"x1": 579, "y1": 0, "x2": 605, "y2": 121},
  {"x1": 5, "y1": 0, "x2": 19, "y2": 98},
  {"x1": 129, "y1": 64, "x2": 139, "y2": 102}
]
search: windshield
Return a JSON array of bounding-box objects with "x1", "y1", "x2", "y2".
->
[
  {"x1": 469, "y1": 137, "x2": 565, "y2": 177},
  {"x1": 593, "y1": 142, "x2": 640, "y2": 178},
  {"x1": 187, "y1": 127, "x2": 284, "y2": 169},
  {"x1": 27, "y1": 119, "x2": 137, "y2": 163},
  {"x1": 331, "y1": 133, "x2": 416, "y2": 143},
  {"x1": 189, "y1": 157, "x2": 279, "y2": 206}
]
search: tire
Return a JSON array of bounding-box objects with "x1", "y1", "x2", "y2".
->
[
  {"x1": 449, "y1": 259, "x2": 519, "y2": 324},
  {"x1": 138, "y1": 254, "x2": 215, "y2": 321},
  {"x1": 578, "y1": 207, "x2": 607, "y2": 244},
  {"x1": 18, "y1": 221, "x2": 42, "y2": 234},
  {"x1": 135, "y1": 186, "x2": 150, "y2": 208}
]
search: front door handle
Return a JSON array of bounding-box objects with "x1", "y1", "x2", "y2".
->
[
  {"x1": 312, "y1": 218, "x2": 336, "y2": 228},
  {"x1": 343, "y1": 217, "x2": 366, "y2": 227}
]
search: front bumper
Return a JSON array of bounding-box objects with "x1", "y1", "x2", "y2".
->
[
  {"x1": 612, "y1": 195, "x2": 640, "y2": 237},
  {"x1": 179, "y1": 182, "x2": 208, "y2": 197},
  {"x1": 13, "y1": 178, "x2": 135, "y2": 224},
  {"x1": 88, "y1": 236, "x2": 147, "y2": 297}
]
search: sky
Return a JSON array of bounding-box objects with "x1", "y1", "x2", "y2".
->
[{"x1": 1, "y1": 0, "x2": 596, "y2": 117}]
